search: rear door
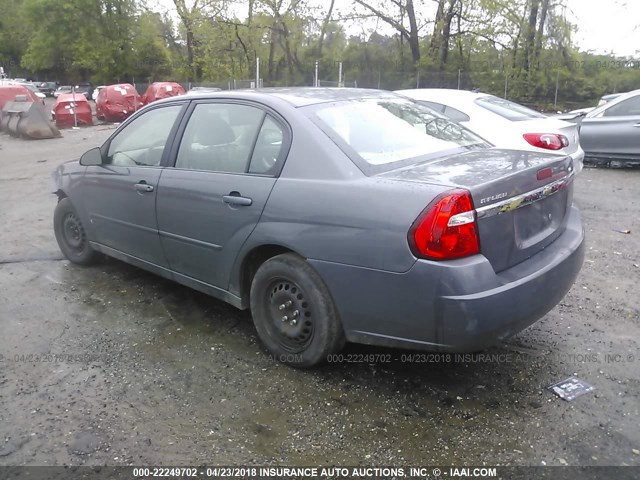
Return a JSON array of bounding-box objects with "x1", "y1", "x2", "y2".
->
[
  {"x1": 579, "y1": 93, "x2": 640, "y2": 159},
  {"x1": 156, "y1": 101, "x2": 290, "y2": 288},
  {"x1": 81, "y1": 103, "x2": 184, "y2": 266}
]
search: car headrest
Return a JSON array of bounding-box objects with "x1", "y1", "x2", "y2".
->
[{"x1": 199, "y1": 116, "x2": 236, "y2": 146}]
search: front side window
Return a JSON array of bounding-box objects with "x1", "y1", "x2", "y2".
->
[
  {"x1": 602, "y1": 94, "x2": 640, "y2": 117},
  {"x1": 175, "y1": 103, "x2": 266, "y2": 173},
  {"x1": 475, "y1": 95, "x2": 546, "y2": 121},
  {"x1": 310, "y1": 99, "x2": 486, "y2": 171},
  {"x1": 106, "y1": 105, "x2": 182, "y2": 166}
]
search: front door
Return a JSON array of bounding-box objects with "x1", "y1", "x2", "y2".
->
[
  {"x1": 580, "y1": 93, "x2": 640, "y2": 160},
  {"x1": 82, "y1": 104, "x2": 184, "y2": 266}
]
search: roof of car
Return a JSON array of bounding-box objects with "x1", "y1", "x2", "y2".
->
[
  {"x1": 395, "y1": 88, "x2": 488, "y2": 102},
  {"x1": 183, "y1": 87, "x2": 399, "y2": 107},
  {"x1": 600, "y1": 92, "x2": 623, "y2": 101}
]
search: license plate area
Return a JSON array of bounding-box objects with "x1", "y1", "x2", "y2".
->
[{"x1": 514, "y1": 189, "x2": 568, "y2": 250}]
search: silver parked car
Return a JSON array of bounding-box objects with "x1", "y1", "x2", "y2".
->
[
  {"x1": 52, "y1": 88, "x2": 585, "y2": 367},
  {"x1": 578, "y1": 89, "x2": 640, "y2": 165}
]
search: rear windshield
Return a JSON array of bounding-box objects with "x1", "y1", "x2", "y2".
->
[
  {"x1": 308, "y1": 99, "x2": 487, "y2": 173},
  {"x1": 475, "y1": 95, "x2": 546, "y2": 121}
]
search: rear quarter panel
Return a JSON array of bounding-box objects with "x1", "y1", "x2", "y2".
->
[{"x1": 230, "y1": 107, "x2": 452, "y2": 296}]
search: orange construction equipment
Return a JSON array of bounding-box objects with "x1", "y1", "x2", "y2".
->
[
  {"x1": 96, "y1": 84, "x2": 143, "y2": 122},
  {"x1": 142, "y1": 82, "x2": 186, "y2": 105}
]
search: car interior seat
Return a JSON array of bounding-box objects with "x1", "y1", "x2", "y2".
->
[{"x1": 180, "y1": 115, "x2": 237, "y2": 171}]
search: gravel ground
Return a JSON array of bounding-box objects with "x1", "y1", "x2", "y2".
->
[{"x1": 0, "y1": 125, "x2": 638, "y2": 467}]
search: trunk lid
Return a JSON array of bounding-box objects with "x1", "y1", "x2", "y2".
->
[{"x1": 380, "y1": 148, "x2": 575, "y2": 272}]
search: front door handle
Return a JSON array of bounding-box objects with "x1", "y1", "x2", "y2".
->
[
  {"x1": 134, "y1": 182, "x2": 154, "y2": 193},
  {"x1": 223, "y1": 192, "x2": 252, "y2": 206},
  {"x1": 633, "y1": 123, "x2": 640, "y2": 127}
]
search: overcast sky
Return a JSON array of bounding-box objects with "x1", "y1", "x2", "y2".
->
[
  {"x1": 155, "y1": 0, "x2": 640, "y2": 57},
  {"x1": 565, "y1": 0, "x2": 640, "y2": 56},
  {"x1": 347, "y1": 0, "x2": 640, "y2": 57}
]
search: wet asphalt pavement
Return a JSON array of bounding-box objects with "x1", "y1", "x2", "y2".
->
[{"x1": 0, "y1": 124, "x2": 639, "y2": 468}]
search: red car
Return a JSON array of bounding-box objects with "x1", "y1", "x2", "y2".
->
[
  {"x1": 142, "y1": 82, "x2": 186, "y2": 105},
  {"x1": 96, "y1": 84, "x2": 143, "y2": 122}
]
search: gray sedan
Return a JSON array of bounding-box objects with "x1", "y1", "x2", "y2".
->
[
  {"x1": 578, "y1": 89, "x2": 640, "y2": 165},
  {"x1": 52, "y1": 88, "x2": 585, "y2": 367}
]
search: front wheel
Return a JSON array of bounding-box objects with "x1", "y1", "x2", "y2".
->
[
  {"x1": 250, "y1": 253, "x2": 346, "y2": 368},
  {"x1": 53, "y1": 198, "x2": 100, "y2": 265}
]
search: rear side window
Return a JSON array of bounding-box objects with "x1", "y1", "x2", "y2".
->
[
  {"x1": 419, "y1": 101, "x2": 445, "y2": 113},
  {"x1": 310, "y1": 99, "x2": 486, "y2": 171},
  {"x1": 443, "y1": 106, "x2": 470, "y2": 123},
  {"x1": 475, "y1": 95, "x2": 546, "y2": 121},
  {"x1": 249, "y1": 115, "x2": 285, "y2": 175},
  {"x1": 174, "y1": 103, "x2": 287, "y2": 176}
]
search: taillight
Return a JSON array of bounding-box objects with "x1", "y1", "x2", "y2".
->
[
  {"x1": 409, "y1": 189, "x2": 480, "y2": 260},
  {"x1": 523, "y1": 133, "x2": 569, "y2": 150}
]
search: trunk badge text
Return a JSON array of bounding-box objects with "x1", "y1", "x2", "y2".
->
[{"x1": 479, "y1": 192, "x2": 508, "y2": 204}]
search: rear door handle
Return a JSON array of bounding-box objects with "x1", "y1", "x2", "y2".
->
[
  {"x1": 223, "y1": 192, "x2": 252, "y2": 206},
  {"x1": 633, "y1": 123, "x2": 640, "y2": 127},
  {"x1": 134, "y1": 182, "x2": 154, "y2": 193}
]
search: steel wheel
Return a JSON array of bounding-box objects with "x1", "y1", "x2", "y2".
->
[
  {"x1": 250, "y1": 253, "x2": 346, "y2": 368},
  {"x1": 53, "y1": 198, "x2": 100, "y2": 265},
  {"x1": 266, "y1": 277, "x2": 315, "y2": 353},
  {"x1": 62, "y1": 212, "x2": 86, "y2": 251}
]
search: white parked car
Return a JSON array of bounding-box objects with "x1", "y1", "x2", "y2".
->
[{"x1": 396, "y1": 89, "x2": 584, "y2": 172}]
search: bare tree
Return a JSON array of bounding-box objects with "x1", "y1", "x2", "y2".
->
[
  {"x1": 429, "y1": 0, "x2": 462, "y2": 67},
  {"x1": 317, "y1": 0, "x2": 336, "y2": 56},
  {"x1": 172, "y1": 0, "x2": 226, "y2": 82},
  {"x1": 354, "y1": 0, "x2": 421, "y2": 65}
]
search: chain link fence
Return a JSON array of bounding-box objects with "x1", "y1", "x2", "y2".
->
[{"x1": 134, "y1": 63, "x2": 603, "y2": 112}]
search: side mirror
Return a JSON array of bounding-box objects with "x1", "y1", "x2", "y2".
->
[{"x1": 79, "y1": 147, "x2": 103, "y2": 166}]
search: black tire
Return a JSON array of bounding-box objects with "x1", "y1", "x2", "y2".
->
[
  {"x1": 250, "y1": 253, "x2": 346, "y2": 368},
  {"x1": 53, "y1": 198, "x2": 100, "y2": 265}
]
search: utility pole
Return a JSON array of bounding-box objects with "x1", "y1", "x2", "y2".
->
[
  {"x1": 554, "y1": 70, "x2": 560, "y2": 108},
  {"x1": 314, "y1": 61, "x2": 319, "y2": 87},
  {"x1": 133, "y1": 77, "x2": 137, "y2": 112},
  {"x1": 338, "y1": 61, "x2": 343, "y2": 87},
  {"x1": 457, "y1": 69, "x2": 461, "y2": 90},
  {"x1": 71, "y1": 86, "x2": 78, "y2": 129},
  {"x1": 504, "y1": 71, "x2": 508, "y2": 99},
  {"x1": 255, "y1": 57, "x2": 260, "y2": 88}
]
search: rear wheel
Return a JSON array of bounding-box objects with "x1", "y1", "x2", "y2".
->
[
  {"x1": 53, "y1": 198, "x2": 99, "y2": 265},
  {"x1": 250, "y1": 253, "x2": 345, "y2": 368}
]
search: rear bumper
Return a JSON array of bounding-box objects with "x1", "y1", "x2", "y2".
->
[
  {"x1": 571, "y1": 147, "x2": 585, "y2": 174},
  {"x1": 310, "y1": 206, "x2": 585, "y2": 351}
]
